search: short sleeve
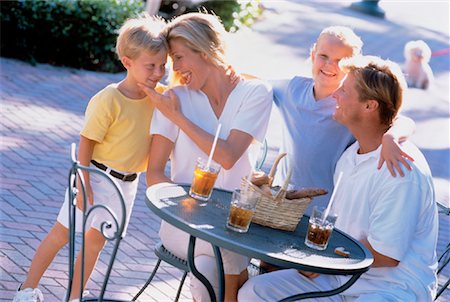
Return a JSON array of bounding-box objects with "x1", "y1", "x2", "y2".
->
[
  {"x1": 231, "y1": 79, "x2": 273, "y2": 143},
  {"x1": 149, "y1": 107, "x2": 179, "y2": 143},
  {"x1": 367, "y1": 181, "x2": 421, "y2": 261},
  {"x1": 268, "y1": 79, "x2": 290, "y2": 107},
  {"x1": 80, "y1": 90, "x2": 114, "y2": 143}
]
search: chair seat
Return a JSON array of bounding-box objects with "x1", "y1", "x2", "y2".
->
[
  {"x1": 154, "y1": 242, "x2": 189, "y2": 272},
  {"x1": 133, "y1": 242, "x2": 189, "y2": 301}
]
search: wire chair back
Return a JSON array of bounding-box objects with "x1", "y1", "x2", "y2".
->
[{"x1": 66, "y1": 143, "x2": 127, "y2": 301}]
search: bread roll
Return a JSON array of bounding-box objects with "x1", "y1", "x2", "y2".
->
[{"x1": 285, "y1": 188, "x2": 328, "y2": 199}]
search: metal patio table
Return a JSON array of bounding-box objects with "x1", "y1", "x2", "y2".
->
[{"x1": 146, "y1": 183, "x2": 373, "y2": 302}]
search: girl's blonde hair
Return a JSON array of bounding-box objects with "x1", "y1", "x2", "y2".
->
[
  {"x1": 311, "y1": 26, "x2": 363, "y2": 57},
  {"x1": 116, "y1": 13, "x2": 168, "y2": 59},
  {"x1": 163, "y1": 12, "x2": 229, "y2": 69}
]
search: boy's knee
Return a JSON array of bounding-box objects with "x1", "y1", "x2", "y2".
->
[
  {"x1": 85, "y1": 229, "x2": 106, "y2": 252},
  {"x1": 47, "y1": 222, "x2": 69, "y2": 247}
]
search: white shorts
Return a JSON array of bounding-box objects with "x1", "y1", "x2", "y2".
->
[
  {"x1": 238, "y1": 268, "x2": 415, "y2": 302},
  {"x1": 57, "y1": 164, "x2": 139, "y2": 237}
]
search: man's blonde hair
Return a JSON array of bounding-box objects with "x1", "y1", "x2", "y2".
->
[
  {"x1": 116, "y1": 13, "x2": 168, "y2": 59},
  {"x1": 163, "y1": 12, "x2": 228, "y2": 69},
  {"x1": 312, "y1": 26, "x2": 363, "y2": 57},
  {"x1": 340, "y1": 55, "x2": 407, "y2": 127}
]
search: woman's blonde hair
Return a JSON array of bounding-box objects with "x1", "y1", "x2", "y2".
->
[
  {"x1": 116, "y1": 13, "x2": 168, "y2": 59},
  {"x1": 340, "y1": 55, "x2": 407, "y2": 127},
  {"x1": 163, "y1": 12, "x2": 228, "y2": 69},
  {"x1": 311, "y1": 26, "x2": 363, "y2": 57}
]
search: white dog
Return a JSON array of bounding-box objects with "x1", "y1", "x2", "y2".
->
[{"x1": 403, "y1": 40, "x2": 434, "y2": 89}]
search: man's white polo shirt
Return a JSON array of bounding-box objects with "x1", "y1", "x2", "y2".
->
[{"x1": 332, "y1": 141, "x2": 438, "y2": 301}]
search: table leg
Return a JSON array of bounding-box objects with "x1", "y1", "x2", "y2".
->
[
  {"x1": 212, "y1": 244, "x2": 225, "y2": 301},
  {"x1": 187, "y1": 235, "x2": 220, "y2": 302},
  {"x1": 278, "y1": 272, "x2": 364, "y2": 301}
]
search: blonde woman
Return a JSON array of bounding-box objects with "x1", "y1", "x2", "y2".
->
[{"x1": 139, "y1": 12, "x2": 272, "y2": 302}]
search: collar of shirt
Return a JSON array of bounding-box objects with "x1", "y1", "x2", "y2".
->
[{"x1": 348, "y1": 141, "x2": 382, "y2": 167}]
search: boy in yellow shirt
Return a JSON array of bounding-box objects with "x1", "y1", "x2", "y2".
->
[{"x1": 14, "y1": 14, "x2": 168, "y2": 302}]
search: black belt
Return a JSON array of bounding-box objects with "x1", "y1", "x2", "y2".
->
[{"x1": 91, "y1": 160, "x2": 137, "y2": 182}]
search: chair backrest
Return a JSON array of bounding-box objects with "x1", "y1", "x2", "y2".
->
[
  {"x1": 66, "y1": 143, "x2": 127, "y2": 301},
  {"x1": 435, "y1": 201, "x2": 450, "y2": 300}
]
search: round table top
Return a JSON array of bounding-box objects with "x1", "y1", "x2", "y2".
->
[{"x1": 146, "y1": 183, "x2": 373, "y2": 275}]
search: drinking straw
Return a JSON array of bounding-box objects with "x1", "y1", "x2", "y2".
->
[
  {"x1": 206, "y1": 123, "x2": 222, "y2": 170},
  {"x1": 322, "y1": 171, "x2": 343, "y2": 224}
]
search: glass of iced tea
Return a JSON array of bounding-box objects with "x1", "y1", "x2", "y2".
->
[
  {"x1": 189, "y1": 158, "x2": 220, "y2": 201},
  {"x1": 227, "y1": 190, "x2": 258, "y2": 233},
  {"x1": 304, "y1": 206, "x2": 338, "y2": 250}
]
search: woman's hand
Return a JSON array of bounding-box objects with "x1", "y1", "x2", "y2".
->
[
  {"x1": 378, "y1": 133, "x2": 414, "y2": 177},
  {"x1": 138, "y1": 83, "x2": 183, "y2": 124}
]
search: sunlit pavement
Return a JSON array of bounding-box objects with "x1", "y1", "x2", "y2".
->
[{"x1": 1, "y1": 1, "x2": 449, "y2": 301}]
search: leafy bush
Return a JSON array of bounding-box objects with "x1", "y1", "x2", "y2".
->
[
  {"x1": 0, "y1": 0, "x2": 262, "y2": 72},
  {"x1": 178, "y1": 0, "x2": 263, "y2": 32},
  {"x1": 0, "y1": 0, "x2": 144, "y2": 72},
  {"x1": 205, "y1": 0, "x2": 262, "y2": 32}
]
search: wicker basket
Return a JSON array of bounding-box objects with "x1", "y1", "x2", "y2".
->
[{"x1": 242, "y1": 153, "x2": 312, "y2": 232}]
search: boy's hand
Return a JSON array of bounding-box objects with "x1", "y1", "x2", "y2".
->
[
  {"x1": 378, "y1": 134, "x2": 414, "y2": 177},
  {"x1": 76, "y1": 177, "x2": 94, "y2": 211}
]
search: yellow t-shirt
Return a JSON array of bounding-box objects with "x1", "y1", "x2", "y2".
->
[{"x1": 81, "y1": 83, "x2": 166, "y2": 173}]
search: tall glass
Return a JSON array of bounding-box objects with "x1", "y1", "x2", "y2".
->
[
  {"x1": 304, "y1": 206, "x2": 338, "y2": 250},
  {"x1": 189, "y1": 158, "x2": 220, "y2": 201},
  {"x1": 227, "y1": 190, "x2": 258, "y2": 233}
]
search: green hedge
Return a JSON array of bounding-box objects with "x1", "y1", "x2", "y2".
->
[
  {"x1": 1, "y1": 0, "x2": 144, "y2": 73},
  {"x1": 0, "y1": 0, "x2": 262, "y2": 73},
  {"x1": 181, "y1": 0, "x2": 262, "y2": 32}
]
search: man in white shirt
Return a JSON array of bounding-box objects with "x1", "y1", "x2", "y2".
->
[{"x1": 238, "y1": 56, "x2": 439, "y2": 302}]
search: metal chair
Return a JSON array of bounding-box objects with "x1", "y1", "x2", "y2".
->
[
  {"x1": 435, "y1": 201, "x2": 450, "y2": 300},
  {"x1": 66, "y1": 143, "x2": 130, "y2": 302},
  {"x1": 133, "y1": 242, "x2": 189, "y2": 301}
]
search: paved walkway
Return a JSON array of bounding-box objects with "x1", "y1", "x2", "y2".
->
[{"x1": 1, "y1": 1, "x2": 449, "y2": 301}]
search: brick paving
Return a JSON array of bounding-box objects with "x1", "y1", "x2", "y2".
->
[{"x1": 1, "y1": 1, "x2": 449, "y2": 301}]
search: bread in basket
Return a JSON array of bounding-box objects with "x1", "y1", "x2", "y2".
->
[{"x1": 241, "y1": 153, "x2": 327, "y2": 231}]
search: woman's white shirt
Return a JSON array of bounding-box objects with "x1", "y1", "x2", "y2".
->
[{"x1": 150, "y1": 79, "x2": 273, "y2": 190}]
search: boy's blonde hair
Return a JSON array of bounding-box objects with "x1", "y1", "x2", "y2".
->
[
  {"x1": 340, "y1": 55, "x2": 406, "y2": 127},
  {"x1": 163, "y1": 12, "x2": 229, "y2": 69},
  {"x1": 312, "y1": 26, "x2": 363, "y2": 57},
  {"x1": 116, "y1": 13, "x2": 168, "y2": 59}
]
